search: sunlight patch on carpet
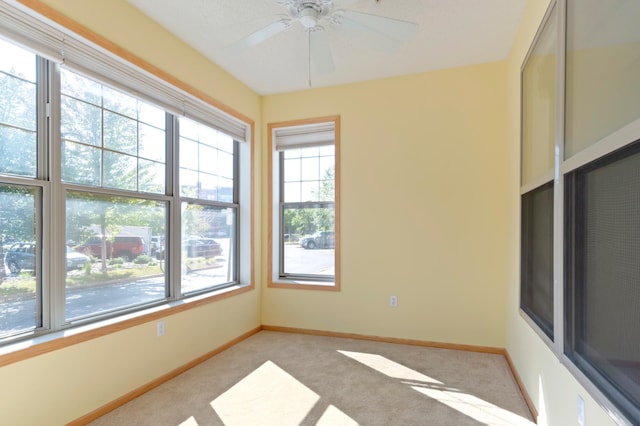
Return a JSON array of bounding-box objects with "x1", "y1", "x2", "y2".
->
[
  {"x1": 178, "y1": 416, "x2": 198, "y2": 426},
  {"x1": 338, "y1": 350, "x2": 534, "y2": 426},
  {"x1": 338, "y1": 350, "x2": 443, "y2": 384},
  {"x1": 316, "y1": 404, "x2": 360, "y2": 426},
  {"x1": 210, "y1": 360, "x2": 320, "y2": 426}
]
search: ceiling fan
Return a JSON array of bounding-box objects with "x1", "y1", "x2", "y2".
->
[{"x1": 231, "y1": 0, "x2": 419, "y2": 80}]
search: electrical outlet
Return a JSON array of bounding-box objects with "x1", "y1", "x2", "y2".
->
[
  {"x1": 157, "y1": 320, "x2": 165, "y2": 337},
  {"x1": 577, "y1": 395, "x2": 585, "y2": 426},
  {"x1": 390, "y1": 296, "x2": 398, "y2": 307}
]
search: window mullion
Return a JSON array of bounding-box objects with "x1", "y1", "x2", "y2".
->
[
  {"x1": 45, "y1": 60, "x2": 66, "y2": 330},
  {"x1": 168, "y1": 115, "x2": 181, "y2": 300},
  {"x1": 553, "y1": 0, "x2": 567, "y2": 358}
]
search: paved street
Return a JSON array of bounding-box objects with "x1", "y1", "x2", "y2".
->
[
  {"x1": 283, "y1": 244, "x2": 335, "y2": 275},
  {"x1": 0, "y1": 241, "x2": 334, "y2": 336}
]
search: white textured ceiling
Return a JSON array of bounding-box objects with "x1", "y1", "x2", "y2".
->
[{"x1": 127, "y1": 0, "x2": 527, "y2": 95}]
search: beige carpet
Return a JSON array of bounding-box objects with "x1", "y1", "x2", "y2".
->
[{"x1": 89, "y1": 331, "x2": 535, "y2": 426}]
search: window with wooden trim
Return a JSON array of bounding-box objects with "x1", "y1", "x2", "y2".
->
[
  {"x1": 0, "y1": 2, "x2": 252, "y2": 343},
  {"x1": 268, "y1": 117, "x2": 340, "y2": 289}
]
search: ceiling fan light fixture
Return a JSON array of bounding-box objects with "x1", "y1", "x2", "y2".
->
[{"x1": 299, "y1": 6, "x2": 319, "y2": 28}]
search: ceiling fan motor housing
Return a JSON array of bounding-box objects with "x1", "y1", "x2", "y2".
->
[{"x1": 288, "y1": 0, "x2": 333, "y2": 28}]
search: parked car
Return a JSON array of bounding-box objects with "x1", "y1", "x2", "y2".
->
[
  {"x1": 184, "y1": 238, "x2": 222, "y2": 258},
  {"x1": 299, "y1": 231, "x2": 335, "y2": 249},
  {"x1": 66, "y1": 246, "x2": 91, "y2": 270},
  {"x1": 4, "y1": 242, "x2": 90, "y2": 274},
  {"x1": 75, "y1": 235, "x2": 145, "y2": 261},
  {"x1": 153, "y1": 237, "x2": 222, "y2": 260},
  {"x1": 4, "y1": 242, "x2": 35, "y2": 274}
]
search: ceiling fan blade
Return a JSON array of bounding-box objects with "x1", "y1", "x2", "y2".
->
[
  {"x1": 233, "y1": 19, "x2": 291, "y2": 49},
  {"x1": 340, "y1": 10, "x2": 419, "y2": 42},
  {"x1": 310, "y1": 31, "x2": 335, "y2": 75}
]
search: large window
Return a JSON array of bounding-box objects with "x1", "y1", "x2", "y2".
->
[
  {"x1": 0, "y1": 3, "x2": 251, "y2": 344},
  {"x1": 268, "y1": 117, "x2": 340, "y2": 288},
  {"x1": 521, "y1": 0, "x2": 640, "y2": 423},
  {"x1": 565, "y1": 142, "x2": 640, "y2": 422}
]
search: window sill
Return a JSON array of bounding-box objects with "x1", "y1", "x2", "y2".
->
[
  {"x1": 0, "y1": 282, "x2": 253, "y2": 367},
  {"x1": 269, "y1": 278, "x2": 339, "y2": 291}
]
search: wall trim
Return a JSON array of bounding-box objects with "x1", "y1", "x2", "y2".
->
[
  {"x1": 66, "y1": 326, "x2": 262, "y2": 426},
  {"x1": 262, "y1": 324, "x2": 506, "y2": 354},
  {"x1": 504, "y1": 349, "x2": 539, "y2": 422}
]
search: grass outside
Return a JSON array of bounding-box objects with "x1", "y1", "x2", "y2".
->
[{"x1": 0, "y1": 256, "x2": 218, "y2": 297}]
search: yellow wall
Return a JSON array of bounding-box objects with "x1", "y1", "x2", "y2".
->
[
  {"x1": 262, "y1": 62, "x2": 510, "y2": 348},
  {"x1": 0, "y1": 1, "x2": 262, "y2": 424},
  {"x1": 505, "y1": 1, "x2": 619, "y2": 425}
]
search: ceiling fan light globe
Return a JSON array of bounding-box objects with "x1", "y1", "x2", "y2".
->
[{"x1": 299, "y1": 7, "x2": 319, "y2": 28}]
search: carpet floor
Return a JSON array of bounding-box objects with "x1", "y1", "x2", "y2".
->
[{"x1": 89, "y1": 331, "x2": 535, "y2": 425}]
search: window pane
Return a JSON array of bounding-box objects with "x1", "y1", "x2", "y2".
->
[
  {"x1": 61, "y1": 141, "x2": 101, "y2": 186},
  {"x1": 102, "y1": 85, "x2": 136, "y2": 118},
  {"x1": 199, "y1": 144, "x2": 218, "y2": 175},
  {"x1": 218, "y1": 133, "x2": 234, "y2": 153},
  {"x1": 565, "y1": 0, "x2": 640, "y2": 158},
  {"x1": 60, "y1": 68, "x2": 101, "y2": 106},
  {"x1": 61, "y1": 96, "x2": 102, "y2": 147},
  {"x1": 139, "y1": 159, "x2": 165, "y2": 194},
  {"x1": 0, "y1": 74, "x2": 36, "y2": 130},
  {"x1": 199, "y1": 125, "x2": 217, "y2": 147},
  {"x1": 284, "y1": 148, "x2": 300, "y2": 159},
  {"x1": 104, "y1": 111, "x2": 136, "y2": 155},
  {"x1": 199, "y1": 172, "x2": 218, "y2": 201},
  {"x1": 284, "y1": 158, "x2": 301, "y2": 182},
  {"x1": 0, "y1": 185, "x2": 39, "y2": 338},
  {"x1": 0, "y1": 126, "x2": 37, "y2": 177},
  {"x1": 180, "y1": 168, "x2": 198, "y2": 198},
  {"x1": 179, "y1": 137, "x2": 199, "y2": 171},
  {"x1": 282, "y1": 206, "x2": 334, "y2": 277},
  {"x1": 181, "y1": 203, "x2": 236, "y2": 294},
  {"x1": 301, "y1": 157, "x2": 319, "y2": 181},
  {"x1": 139, "y1": 123, "x2": 165, "y2": 162},
  {"x1": 284, "y1": 182, "x2": 301, "y2": 203},
  {"x1": 522, "y1": 5, "x2": 556, "y2": 184},
  {"x1": 520, "y1": 182, "x2": 554, "y2": 339},
  {"x1": 319, "y1": 145, "x2": 334, "y2": 156},
  {"x1": 103, "y1": 151, "x2": 136, "y2": 191},
  {"x1": 65, "y1": 191, "x2": 166, "y2": 322},
  {"x1": 566, "y1": 141, "x2": 640, "y2": 420},
  {"x1": 301, "y1": 181, "x2": 319, "y2": 202},
  {"x1": 218, "y1": 151, "x2": 234, "y2": 180},
  {"x1": 138, "y1": 103, "x2": 165, "y2": 129},
  {"x1": 218, "y1": 178, "x2": 234, "y2": 203}
]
